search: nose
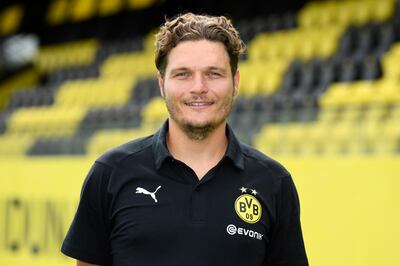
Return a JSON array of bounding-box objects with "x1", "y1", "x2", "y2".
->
[{"x1": 190, "y1": 74, "x2": 208, "y2": 94}]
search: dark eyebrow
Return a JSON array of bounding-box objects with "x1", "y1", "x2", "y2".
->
[
  {"x1": 169, "y1": 66, "x2": 227, "y2": 75},
  {"x1": 208, "y1": 67, "x2": 227, "y2": 73},
  {"x1": 170, "y1": 67, "x2": 190, "y2": 74}
]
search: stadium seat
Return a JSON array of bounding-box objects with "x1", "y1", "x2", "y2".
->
[
  {"x1": 298, "y1": 0, "x2": 396, "y2": 28},
  {"x1": 0, "y1": 69, "x2": 40, "y2": 111},
  {"x1": 55, "y1": 77, "x2": 135, "y2": 107},
  {"x1": 98, "y1": 0, "x2": 123, "y2": 16},
  {"x1": 70, "y1": 0, "x2": 97, "y2": 22},
  {"x1": 35, "y1": 39, "x2": 99, "y2": 73},
  {"x1": 0, "y1": 4, "x2": 23, "y2": 35},
  {"x1": 46, "y1": 0, "x2": 69, "y2": 25},
  {"x1": 6, "y1": 106, "x2": 87, "y2": 138}
]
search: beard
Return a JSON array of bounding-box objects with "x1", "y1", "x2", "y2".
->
[{"x1": 164, "y1": 93, "x2": 234, "y2": 141}]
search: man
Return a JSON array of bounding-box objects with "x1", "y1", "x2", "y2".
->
[{"x1": 61, "y1": 13, "x2": 308, "y2": 266}]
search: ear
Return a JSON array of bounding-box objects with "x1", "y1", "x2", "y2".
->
[
  {"x1": 233, "y1": 69, "x2": 240, "y2": 97},
  {"x1": 157, "y1": 72, "x2": 165, "y2": 98}
]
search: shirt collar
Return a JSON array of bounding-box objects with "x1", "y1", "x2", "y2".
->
[{"x1": 152, "y1": 120, "x2": 245, "y2": 170}]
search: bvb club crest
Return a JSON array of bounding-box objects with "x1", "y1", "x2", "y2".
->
[{"x1": 235, "y1": 187, "x2": 262, "y2": 224}]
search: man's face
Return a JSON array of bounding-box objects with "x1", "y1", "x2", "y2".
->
[{"x1": 158, "y1": 40, "x2": 240, "y2": 140}]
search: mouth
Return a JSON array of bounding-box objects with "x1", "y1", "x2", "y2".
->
[{"x1": 185, "y1": 101, "x2": 214, "y2": 107}]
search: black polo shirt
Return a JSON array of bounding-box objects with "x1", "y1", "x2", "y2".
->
[{"x1": 61, "y1": 121, "x2": 308, "y2": 266}]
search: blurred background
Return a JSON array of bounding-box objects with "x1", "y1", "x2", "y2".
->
[{"x1": 0, "y1": 0, "x2": 399, "y2": 265}]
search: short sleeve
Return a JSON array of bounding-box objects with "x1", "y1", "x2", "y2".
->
[
  {"x1": 263, "y1": 175, "x2": 308, "y2": 265},
  {"x1": 61, "y1": 162, "x2": 112, "y2": 265}
]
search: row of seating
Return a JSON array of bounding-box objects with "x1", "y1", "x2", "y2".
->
[
  {"x1": 25, "y1": 76, "x2": 160, "y2": 155},
  {"x1": 238, "y1": 59, "x2": 289, "y2": 97},
  {"x1": 26, "y1": 97, "x2": 166, "y2": 155},
  {"x1": 248, "y1": 24, "x2": 344, "y2": 61},
  {"x1": 236, "y1": 13, "x2": 297, "y2": 44},
  {"x1": 6, "y1": 106, "x2": 87, "y2": 138},
  {"x1": 46, "y1": 0, "x2": 157, "y2": 26},
  {"x1": 78, "y1": 105, "x2": 142, "y2": 135},
  {"x1": 0, "y1": 69, "x2": 39, "y2": 111},
  {"x1": 338, "y1": 22, "x2": 396, "y2": 60},
  {"x1": 3, "y1": 37, "x2": 145, "y2": 114},
  {"x1": 321, "y1": 80, "x2": 400, "y2": 107},
  {"x1": 298, "y1": 0, "x2": 396, "y2": 28},
  {"x1": 254, "y1": 104, "x2": 400, "y2": 155},
  {"x1": 55, "y1": 76, "x2": 136, "y2": 107},
  {"x1": 280, "y1": 55, "x2": 382, "y2": 96},
  {"x1": 35, "y1": 39, "x2": 99, "y2": 73}
]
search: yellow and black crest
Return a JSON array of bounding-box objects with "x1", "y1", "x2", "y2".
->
[{"x1": 234, "y1": 187, "x2": 262, "y2": 224}]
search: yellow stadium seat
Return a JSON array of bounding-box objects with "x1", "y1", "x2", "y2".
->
[
  {"x1": 0, "y1": 69, "x2": 39, "y2": 111},
  {"x1": 46, "y1": 0, "x2": 69, "y2": 26},
  {"x1": 70, "y1": 0, "x2": 97, "y2": 22},
  {"x1": 253, "y1": 124, "x2": 285, "y2": 155},
  {"x1": 364, "y1": 105, "x2": 388, "y2": 121},
  {"x1": 318, "y1": 107, "x2": 340, "y2": 123},
  {"x1": 101, "y1": 51, "x2": 155, "y2": 78},
  {"x1": 238, "y1": 60, "x2": 287, "y2": 97},
  {"x1": 298, "y1": 0, "x2": 396, "y2": 28},
  {"x1": 284, "y1": 123, "x2": 311, "y2": 154},
  {"x1": 320, "y1": 83, "x2": 352, "y2": 107},
  {"x1": 382, "y1": 43, "x2": 400, "y2": 81},
  {"x1": 358, "y1": 119, "x2": 385, "y2": 153},
  {"x1": 6, "y1": 106, "x2": 87, "y2": 138},
  {"x1": 370, "y1": 0, "x2": 396, "y2": 22},
  {"x1": 347, "y1": 81, "x2": 376, "y2": 106},
  {"x1": 0, "y1": 4, "x2": 23, "y2": 35},
  {"x1": 141, "y1": 97, "x2": 168, "y2": 129},
  {"x1": 375, "y1": 80, "x2": 400, "y2": 105},
  {"x1": 99, "y1": 0, "x2": 123, "y2": 16},
  {"x1": 248, "y1": 25, "x2": 344, "y2": 62},
  {"x1": 35, "y1": 39, "x2": 99, "y2": 73},
  {"x1": 340, "y1": 106, "x2": 363, "y2": 122},
  {"x1": 344, "y1": 1, "x2": 370, "y2": 25},
  {"x1": 87, "y1": 127, "x2": 153, "y2": 156},
  {"x1": 376, "y1": 118, "x2": 400, "y2": 153},
  {"x1": 126, "y1": 0, "x2": 156, "y2": 10},
  {"x1": 55, "y1": 77, "x2": 136, "y2": 107}
]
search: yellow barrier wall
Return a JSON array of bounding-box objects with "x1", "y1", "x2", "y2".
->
[
  {"x1": 0, "y1": 157, "x2": 92, "y2": 266},
  {"x1": 0, "y1": 156, "x2": 399, "y2": 266}
]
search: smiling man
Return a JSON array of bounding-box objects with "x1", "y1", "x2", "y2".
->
[{"x1": 61, "y1": 13, "x2": 308, "y2": 266}]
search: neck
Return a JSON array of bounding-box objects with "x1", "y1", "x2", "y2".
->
[{"x1": 166, "y1": 119, "x2": 228, "y2": 179}]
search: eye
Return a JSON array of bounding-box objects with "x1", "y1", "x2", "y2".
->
[
  {"x1": 208, "y1": 72, "x2": 221, "y2": 78},
  {"x1": 174, "y1": 72, "x2": 189, "y2": 78}
]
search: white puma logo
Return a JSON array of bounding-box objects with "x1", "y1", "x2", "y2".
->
[{"x1": 135, "y1": 186, "x2": 162, "y2": 203}]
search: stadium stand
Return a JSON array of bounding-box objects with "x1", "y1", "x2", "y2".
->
[{"x1": 0, "y1": 0, "x2": 399, "y2": 157}]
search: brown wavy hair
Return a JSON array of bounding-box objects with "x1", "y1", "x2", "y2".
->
[{"x1": 155, "y1": 13, "x2": 246, "y2": 77}]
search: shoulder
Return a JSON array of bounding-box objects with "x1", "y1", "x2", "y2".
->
[
  {"x1": 240, "y1": 143, "x2": 291, "y2": 179},
  {"x1": 95, "y1": 134, "x2": 154, "y2": 169}
]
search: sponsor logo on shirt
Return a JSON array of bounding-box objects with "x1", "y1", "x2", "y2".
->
[
  {"x1": 135, "y1": 186, "x2": 162, "y2": 203},
  {"x1": 235, "y1": 187, "x2": 262, "y2": 224},
  {"x1": 226, "y1": 224, "x2": 263, "y2": 240}
]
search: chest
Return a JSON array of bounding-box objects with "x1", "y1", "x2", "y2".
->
[{"x1": 107, "y1": 171, "x2": 276, "y2": 265}]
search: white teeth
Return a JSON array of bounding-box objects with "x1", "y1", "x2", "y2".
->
[{"x1": 188, "y1": 102, "x2": 211, "y2": 106}]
